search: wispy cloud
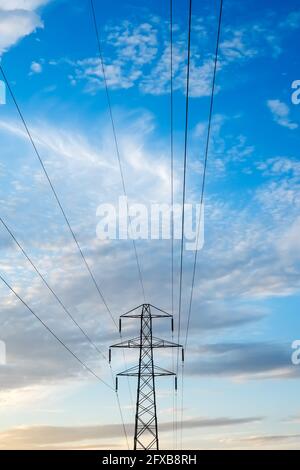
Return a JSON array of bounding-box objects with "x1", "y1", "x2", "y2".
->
[
  {"x1": 267, "y1": 99, "x2": 298, "y2": 130},
  {"x1": 0, "y1": 1, "x2": 48, "y2": 55},
  {"x1": 220, "y1": 432, "x2": 300, "y2": 450},
  {"x1": 186, "y1": 342, "x2": 299, "y2": 380},
  {"x1": 280, "y1": 10, "x2": 300, "y2": 30},
  {"x1": 0, "y1": 416, "x2": 263, "y2": 449},
  {"x1": 29, "y1": 60, "x2": 43, "y2": 74},
  {"x1": 1, "y1": 109, "x2": 300, "y2": 401},
  {"x1": 64, "y1": 9, "x2": 298, "y2": 97}
]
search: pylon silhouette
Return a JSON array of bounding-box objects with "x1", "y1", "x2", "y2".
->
[{"x1": 109, "y1": 303, "x2": 183, "y2": 450}]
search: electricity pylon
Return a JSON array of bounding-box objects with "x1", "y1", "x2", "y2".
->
[{"x1": 109, "y1": 303, "x2": 184, "y2": 450}]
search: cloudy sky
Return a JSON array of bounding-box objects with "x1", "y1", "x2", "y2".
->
[{"x1": 0, "y1": 0, "x2": 300, "y2": 450}]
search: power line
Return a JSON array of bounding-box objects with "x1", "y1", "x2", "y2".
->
[
  {"x1": 0, "y1": 61, "x2": 130, "y2": 450},
  {"x1": 88, "y1": 1, "x2": 137, "y2": 439},
  {"x1": 89, "y1": 0, "x2": 145, "y2": 428},
  {"x1": 0, "y1": 273, "x2": 114, "y2": 390},
  {"x1": 170, "y1": 0, "x2": 174, "y2": 325},
  {"x1": 0, "y1": 8, "x2": 132, "y2": 448},
  {"x1": 0, "y1": 271, "x2": 129, "y2": 447},
  {"x1": 0, "y1": 64, "x2": 118, "y2": 330},
  {"x1": 90, "y1": 0, "x2": 146, "y2": 304},
  {"x1": 184, "y1": 0, "x2": 223, "y2": 353},
  {"x1": 177, "y1": 0, "x2": 192, "y2": 365},
  {"x1": 0, "y1": 216, "x2": 108, "y2": 362},
  {"x1": 115, "y1": 388, "x2": 129, "y2": 449},
  {"x1": 169, "y1": 0, "x2": 176, "y2": 451},
  {"x1": 175, "y1": 0, "x2": 193, "y2": 450},
  {"x1": 180, "y1": 0, "x2": 224, "y2": 450}
]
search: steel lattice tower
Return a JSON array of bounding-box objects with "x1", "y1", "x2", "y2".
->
[{"x1": 109, "y1": 304, "x2": 183, "y2": 450}]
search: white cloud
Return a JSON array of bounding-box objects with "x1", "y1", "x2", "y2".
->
[
  {"x1": 267, "y1": 99, "x2": 298, "y2": 130},
  {"x1": 30, "y1": 60, "x2": 42, "y2": 74},
  {"x1": 0, "y1": 0, "x2": 48, "y2": 55},
  {"x1": 280, "y1": 11, "x2": 300, "y2": 30},
  {"x1": 0, "y1": 417, "x2": 262, "y2": 449},
  {"x1": 220, "y1": 29, "x2": 259, "y2": 61},
  {"x1": 106, "y1": 21, "x2": 158, "y2": 66},
  {"x1": 256, "y1": 156, "x2": 300, "y2": 178},
  {"x1": 71, "y1": 21, "x2": 158, "y2": 93},
  {"x1": 254, "y1": 156, "x2": 300, "y2": 229},
  {"x1": 67, "y1": 10, "x2": 297, "y2": 97},
  {"x1": 0, "y1": 1, "x2": 48, "y2": 8},
  {"x1": 73, "y1": 58, "x2": 141, "y2": 92},
  {"x1": 0, "y1": 110, "x2": 300, "y2": 441}
]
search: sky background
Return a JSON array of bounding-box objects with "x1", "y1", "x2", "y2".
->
[{"x1": 0, "y1": 0, "x2": 300, "y2": 450}]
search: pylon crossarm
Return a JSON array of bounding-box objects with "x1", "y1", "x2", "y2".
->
[
  {"x1": 152, "y1": 336, "x2": 182, "y2": 348},
  {"x1": 117, "y1": 364, "x2": 175, "y2": 377},
  {"x1": 120, "y1": 303, "x2": 172, "y2": 319},
  {"x1": 149, "y1": 304, "x2": 172, "y2": 317},
  {"x1": 110, "y1": 337, "x2": 140, "y2": 348},
  {"x1": 111, "y1": 336, "x2": 182, "y2": 349},
  {"x1": 117, "y1": 365, "x2": 139, "y2": 376},
  {"x1": 120, "y1": 304, "x2": 144, "y2": 318}
]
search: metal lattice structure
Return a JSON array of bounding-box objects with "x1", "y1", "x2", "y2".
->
[{"x1": 109, "y1": 304, "x2": 183, "y2": 450}]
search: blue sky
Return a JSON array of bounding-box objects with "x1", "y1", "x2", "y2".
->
[{"x1": 0, "y1": 0, "x2": 300, "y2": 449}]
